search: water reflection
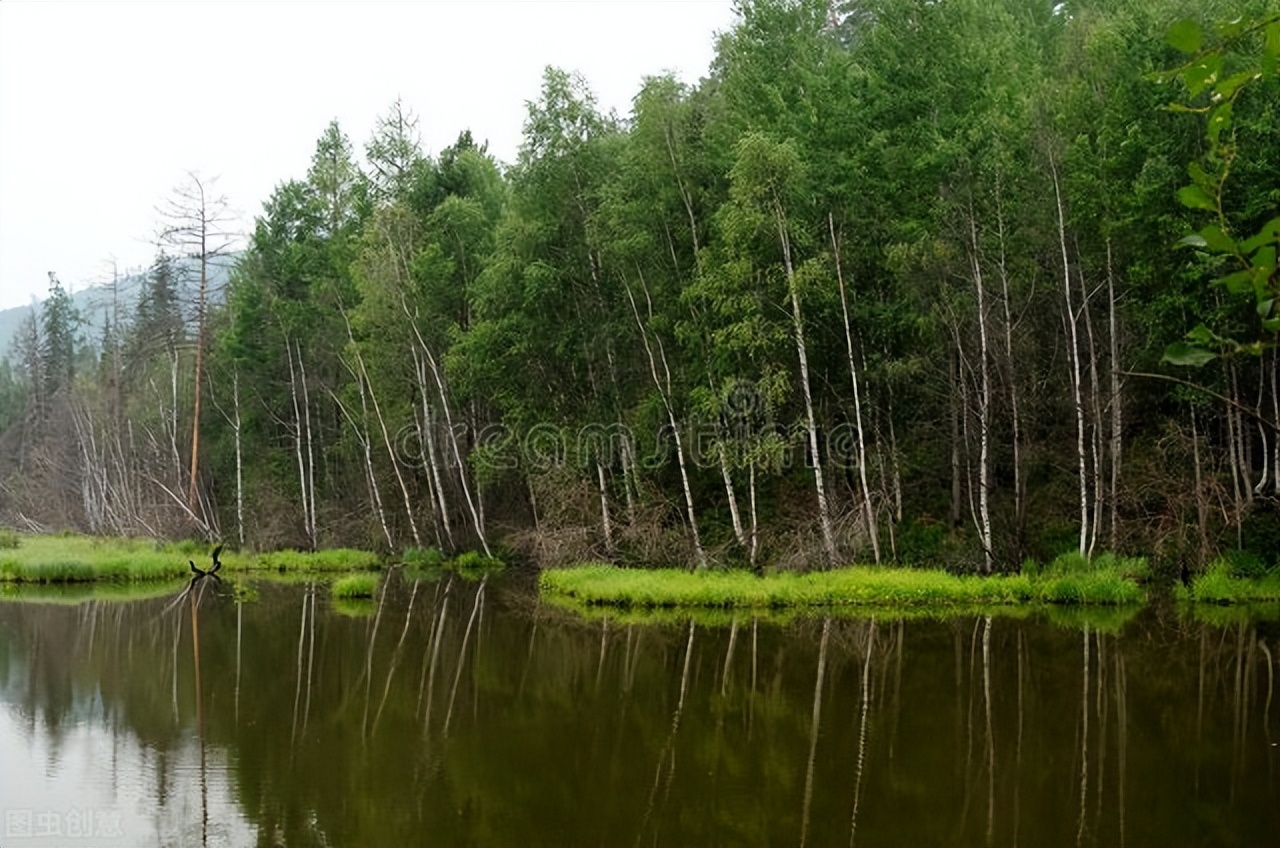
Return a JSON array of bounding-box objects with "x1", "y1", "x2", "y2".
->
[{"x1": 0, "y1": 574, "x2": 1277, "y2": 847}]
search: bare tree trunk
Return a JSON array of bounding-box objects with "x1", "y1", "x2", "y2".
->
[
  {"x1": 968, "y1": 210, "x2": 994, "y2": 574},
  {"x1": 596, "y1": 460, "x2": 615, "y2": 554},
  {"x1": 996, "y1": 193, "x2": 1025, "y2": 545},
  {"x1": 1051, "y1": 156, "x2": 1090, "y2": 557},
  {"x1": 233, "y1": 371, "x2": 245, "y2": 548},
  {"x1": 188, "y1": 250, "x2": 206, "y2": 513},
  {"x1": 1191, "y1": 406, "x2": 1210, "y2": 564},
  {"x1": 285, "y1": 338, "x2": 316, "y2": 550},
  {"x1": 1272, "y1": 347, "x2": 1279, "y2": 495},
  {"x1": 413, "y1": 347, "x2": 455, "y2": 552},
  {"x1": 830, "y1": 214, "x2": 880, "y2": 564},
  {"x1": 363, "y1": 346, "x2": 423, "y2": 550},
  {"x1": 718, "y1": 440, "x2": 749, "y2": 550},
  {"x1": 950, "y1": 349, "x2": 964, "y2": 529},
  {"x1": 296, "y1": 340, "x2": 318, "y2": 548},
  {"x1": 332, "y1": 356, "x2": 394, "y2": 551},
  {"x1": 1106, "y1": 239, "x2": 1123, "y2": 551},
  {"x1": 623, "y1": 273, "x2": 706, "y2": 568},
  {"x1": 1078, "y1": 261, "x2": 1104, "y2": 557},
  {"x1": 778, "y1": 208, "x2": 837, "y2": 567}
]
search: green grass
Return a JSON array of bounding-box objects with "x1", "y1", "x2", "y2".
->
[
  {"x1": 253, "y1": 548, "x2": 380, "y2": 572},
  {"x1": 539, "y1": 561, "x2": 1147, "y2": 612},
  {"x1": 398, "y1": 547, "x2": 504, "y2": 572},
  {"x1": 0, "y1": 534, "x2": 382, "y2": 584},
  {"x1": 0, "y1": 529, "x2": 19, "y2": 550},
  {"x1": 331, "y1": 573, "x2": 380, "y2": 599},
  {"x1": 1177, "y1": 559, "x2": 1280, "y2": 604}
]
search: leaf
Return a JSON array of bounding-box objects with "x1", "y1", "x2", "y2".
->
[
  {"x1": 1218, "y1": 269, "x2": 1255, "y2": 294},
  {"x1": 1185, "y1": 323, "x2": 1217, "y2": 345},
  {"x1": 1177, "y1": 184, "x2": 1217, "y2": 212},
  {"x1": 1206, "y1": 101, "x2": 1233, "y2": 146},
  {"x1": 1253, "y1": 245, "x2": 1277, "y2": 275},
  {"x1": 1187, "y1": 161, "x2": 1214, "y2": 190},
  {"x1": 1163, "y1": 342, "x2": 1217, "y2": 367},
  {"x1": 1258, "y1": 298, "x2": 1276, "y2": 319},
  {"x1": 1181, "y1": 56, "x2": 1222, "y2": 97},
  {"x1": 1167, "y1": 19, "x2": 1202, "y2": 54},
  {"x1": 1240, "y1": 217, "x2": 1280, "y2": 254},
  {"x1": 1265, "y1": 21, "x2": 1280, "y2": 78},
  {"x1": 1213, "y1": 70, "x2": 1257, "y2": 101},
  {"x1": 1197, "y1": 224, "x2": 1235, "y2": 253},
  {"x1": 1177, "y1": 233, "x2": 1208, "y2": 249}
]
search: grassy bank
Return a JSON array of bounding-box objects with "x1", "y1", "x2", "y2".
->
[
  {"x1": 540, "y1": 555, "x2": 1146, "y2": 612},
  {"x1": 1178, "y1": 558, "x2": 1280, "y2": 604},
  {"x1": 0, "y1": 534, "x2": 380, "y2": 584},
  {"x1": 331, "y1": 573, "x2": 380, "y2": 599}
]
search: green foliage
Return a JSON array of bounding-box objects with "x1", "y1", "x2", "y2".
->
[
  {"x1": 1160, "y1": 8, "x2": 1280, "y2": 364},
  {"x1": 1182, "y1": 559, "x2": 1280, "y2": 602},
  {"x1": 255, "y1": 548, "x2": 381, "y2": 572},
  {"x1": 331, "y1": 573, "x2": 380, "y2": 599},
  {"x1": 452, "y1": 550, "x2": 504, "y2": 570},
  {"x1": 0, "y1": 530, "x2": 19, "y2": 550},
  {"x1": 400, "y1": 547, "x2": 447, "y2": 567},
  {"x1": 540, "y1": 561, "x2": 1145, "y2": 610}
]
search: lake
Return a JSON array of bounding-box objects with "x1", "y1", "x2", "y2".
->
[{"x1": 1, "y1": 570, "x2": 1276, "y2": 847}]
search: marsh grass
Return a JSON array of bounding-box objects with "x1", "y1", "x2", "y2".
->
[
  {"x1": 399, "y1": 547, "x2": 503, "y2": 572},
  {"x1": 0, "y1": 535, "x2": 382, "y2": 583},
  {"x1": 540, "y1": 560, "x2": 1147, "y2": 611},
  {"x1": 255, "y1": 548, "x2": 380, "y2": 572},
  {"x1": 0, "y1": 535, "x2": 190, "y2": 583},
  {"x1": 331, "y1": 573, "x2": 380, "y2": 599},
  {"x1": 1178, "y1": 559, "x2": 1280, "y2": 604}
]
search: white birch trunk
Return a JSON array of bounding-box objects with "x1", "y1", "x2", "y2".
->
[
  {"x1": 623, "y1": 274, "x2": 706, "y2": 568},
  {"x1": 285, "y1": 339, "x2": 314, "y2": 549},
  {"x1": 596, "y1": 460, "x2": 615, "y2": 554},
  {"x1": 233, "y1": 370, "x2": 245, "y2": 549},
  {"x1": 968, "y1": 211, "x2": 994, "y2": 574},
  {"x1": 1051, "y1": 156, "x2": 1090, "y2": 557},
  {"x1": 778, "y1": 209, "x2": 837, "y2": 568},
  {"x1": 1106, "y1": 239, "x2": 1123, "y2": 551},
  {"x1": 830, "y1": 214, "x2": 880, "y2": 564}
]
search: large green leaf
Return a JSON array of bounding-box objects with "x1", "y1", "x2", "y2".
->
[
  {"x1": 1162, "y1": 342, "x2": 1218, "y2": 367},
  {"x1": 1176, "y1": 184, "x2": 1217, "y2": 212},
  {"x1": 1167, "y1": 19, "x2": 1202, "y2": 54}
]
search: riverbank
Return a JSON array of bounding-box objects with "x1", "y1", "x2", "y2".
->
[
  {"x1": 0, "y1": 534, "x2": 512, "y2": 584},
  {"x1": 540, "y1": 554, "x2": 1148, "y2": 611},
  {"x1": 0, "y1": 535, "x2": 380, "y2": 583},
  {"x1": 1178, "y1": 558, "x2": 1280, "y2": 604}
]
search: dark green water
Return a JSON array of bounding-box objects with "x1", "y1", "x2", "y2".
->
[{"x1": 0, "y1": 572, "x2": 1277, "y2": 847}]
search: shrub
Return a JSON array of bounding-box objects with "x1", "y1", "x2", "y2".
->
[
  {"x1": 331, "y1": 574, "x2": 379, "y2": 599},
  {"x1": 453, "y1": 550, "x2": 504, "y2": 570},
  {"x1": 402, "y1": 547, "x2": 447, "y2": 567},
  {"x1": 0, "y1": 530, "x2": 19, "y2": 550}
]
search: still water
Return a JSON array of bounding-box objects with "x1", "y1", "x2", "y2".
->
[{"x1": 0, "y1": 571, "x2": 1276, "y2": 847}]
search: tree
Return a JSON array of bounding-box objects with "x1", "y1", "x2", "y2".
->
[{"x1": 157, "y1": 172, "x2": 235, "y2": 519}]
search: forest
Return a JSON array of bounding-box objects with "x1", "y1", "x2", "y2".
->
[{"x1": 0, "y1": 0, "x2": 1276, "y2": 577}]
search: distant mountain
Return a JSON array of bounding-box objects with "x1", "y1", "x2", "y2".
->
[{"x1": 0, "y1": 254, "x2": 238, "y2": 360}]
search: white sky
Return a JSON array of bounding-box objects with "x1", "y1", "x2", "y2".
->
[{"x1": 0, "y1": 0, "x2": 738, "y2": 311}]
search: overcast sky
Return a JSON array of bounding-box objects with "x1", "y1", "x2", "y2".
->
[{"x1": 0, "y1": 0, "x2": 737, "y2": 311}]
